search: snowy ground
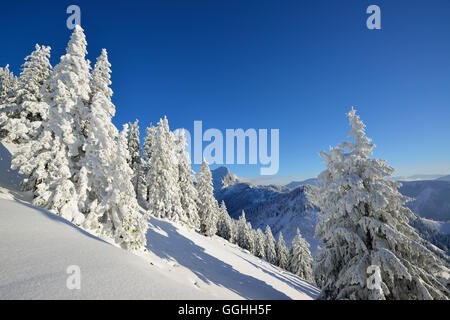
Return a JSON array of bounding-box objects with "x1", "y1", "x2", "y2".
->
[{"x1": 0, "y1": 142, "x2": 319, "y2": 299}]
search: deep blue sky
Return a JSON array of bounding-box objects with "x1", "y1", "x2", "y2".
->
[{"x1": 2, "y1": 0, "x2": 450, "y2": 184}]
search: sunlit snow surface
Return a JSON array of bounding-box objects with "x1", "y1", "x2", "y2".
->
[{"x1": 0, "y1": 142, "x2": 319, "y2": 299}]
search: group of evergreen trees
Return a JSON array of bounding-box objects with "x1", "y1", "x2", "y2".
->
[
  {"x1": 122, "y1": 118, "x2": 316, "y2": 281},
  {"x1": 0, "y1": 26, "x2": 227, "y2": 253},
  {"x1": 216, "y1": 206, "x2": 314, "y2": 283},
  {"x1": 0, "y1": 27, "x2": 148, "y2": 251}
]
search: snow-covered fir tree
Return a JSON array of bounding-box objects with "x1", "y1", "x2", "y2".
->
[
  {"x1": 0, "y1": 45, "x2": 52, "y2": 143},
  {"x1": 79, "y1": 48, "x2": 118, "y2": 215},
  {"x1": 88, "y1": 124, "x2": 148, "y2": 251},
  {"x1": 236, "y1": 210, "x2": 246, "y2": 247},
  {"x1": 146, "y1": 117, "x2": 184, "y2": 222},
  {"x1": 246, "y1": 221, "x2": 256, "y2": 254},
  {"x1": 142, "y1": 123, "x2": 157, "y2": 204},
  {"x1": 276, "y1": 232, "x2": 289, "y2": 269},
  {"x1": 176, "y1": 129, "x2": 200, "y2": 228},
  {"x1": 229, "y1": 218, "x2": 238, "y2": 244},
  {"x1": 196, "y1": 159, "x2": 219, "y2": 236},
  {"x1": 127, "y1": 119, "x2": 141, "y2": 168},
  {"x1": 254, "y1": 228, "x2": 266, "y2": 259},
  {"x1": 264, "y1": 225, "x2": 277, "y2": 265},
  {"x1": 0, "y1": 65, "x2": 18, "y2": 138},
  {"x1": 236, "y1": 211, "x2": 255, "y2": 253},
  {"x1": 0, "y1": 64, "x2": 17, "y2": 105},
  {"x1": 143, "y1": 123, "x2": 156, "y2": 161},
  {"x1": 314, "y1": 107, "x2": 449, "y2": 300},
  {"x1": 127, "y1": 119, "x2": 146, "y2": 205},
  {"x1": 216, "y1": 200, "x2": 233, "y2": 241},
  {"x1": 288, "y1": 228, "x2": 314, "y2": 283},
  {"x1": 11, "y1": 25, "x2": 91, "y2": 222}
]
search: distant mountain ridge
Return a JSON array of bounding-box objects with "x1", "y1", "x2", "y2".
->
[
  {"x1": 212, "y1": 167, "x2": 320, "y2": 254},
  {"x1": 211, "y1": 166, "x2": 233, "y2": 193},
  {"x1": 391, "y1": 174, "x2": 447, "y2": 181},
  {"x1": 285, "y1": 178, "x2": 321, "y2": 189},
  {"x1": 212, "y1": 167, "x2": 450, "y2": 256},
  {"x1": 284, "y1": 176, "x2": 450, "y2": 222},
  {"x1": 398, "y1": 180, "x2": 450, "y2": 222},
  {"x1": 243, "y1": 185, "x2": 322, "y2": 256},
  {"x1": 214, "y1": 181, "x2": 290, "y2": 218},
  {"x1": 436, "y1": 175, "x2": 450, "y2": 182}
]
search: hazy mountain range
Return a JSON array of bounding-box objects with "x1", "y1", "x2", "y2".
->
[{"x1": 211, "y1": 167, "x2": 450, "y2": 255}]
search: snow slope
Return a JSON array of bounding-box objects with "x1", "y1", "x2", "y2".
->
[
  {"x1": 0, "y1": 142, "x2": 319, "y2": 300},
  {"x1": 0, "y1": 198, "x2": 212, "y2": 299}
]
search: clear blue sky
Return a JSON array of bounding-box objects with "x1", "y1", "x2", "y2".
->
[{"x1": 2, "y1": 0, "x2": 450, "y2": 184}]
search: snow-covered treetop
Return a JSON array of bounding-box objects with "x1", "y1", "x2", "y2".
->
[
  {"x1": 91, "y1": 48, "x2": 113, "y2": 102},
  {"x1": 67, "y1": 25, "x2": 88, "y2": 58},
  {"x1": 0, "y1": 64, "x2": 17, "y2": 101},
  {"x1": 198, "y1": 159, "x2": 214, "y2": 193},
  {"x1": 17, "y1": 44, "x2": 52, "y2": 104},
  {"x1": 345, "y1": 107, "x2": 375, "y2": 156},
  {"x1": 49, "y1": 25, "x2": 91, "y2": 105}
]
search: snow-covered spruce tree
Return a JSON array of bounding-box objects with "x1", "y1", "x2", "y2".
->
[
  {"x1": 196, "y1": 159, "x2": 219, "y2": 236},
  {"x1": 314, "y1": 108, "x2": 449, "y2": 300},
  {"x1": 0, "y1": 65, "x2": 18, "y2": 105},
  {"x1": 276, "y1": 232, "x2": 289, "y2": 269},
  {"x1": 254, "y1": 228, "x2": 266, "y2": 259},
  {"x1": 236, "y1": 210, "x2": 247, "y2": 248},
  {"x1": 176, "y1": 129, "x2": 200, "y2": 228},
  {"x1": 264, "y1": 225, "x2": 277, "y2": 265},
  {"x1": 0, "y1": 65, "x2": 18, "y2": 138},
  {"x1": 143, "y1": 123, "x2": 156, "y2": 161},
  {"x1": 246, "y1": 222, "x2": 256, "y2": 254},
  {"x1": 79, "y1": 48, "x2": 118, "y2": 219},
  {"x1": 216, "y1": 200, "x2": 233, "y2": 240},
  {"x1": 0, "y1": 45, "x2": 52, "y2": 143},
  {"x1": 141, "y1": 123, "x2": 156, "y2": 204},
  {"x1": 229, "y1": 218, "x2": 238, "y2": 244},
  {"x1": 236, "y1": 210, "x2": 255, "y2": 253},
  {"x1": 127, "y1": 119, "x2": 141, "y2": 168},
  {"x1": 11, "y1": 26, "x2": 91, "y2": 222},
  {"x1": 92, "y1": 124, "x2": 148, "y2": 251},
  {"x1": 127, "y1": 119, "x2": 146, "y2": 204},
  {"x1": 288, "y1": 228, "x2": 314, "y2": 283},
  {"x1": 146, "y1": 117, "x2": 185, "y2": 222}
]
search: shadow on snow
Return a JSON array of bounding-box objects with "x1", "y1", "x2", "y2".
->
[
  {"x1": 238, "y1": 255, "x2": 320, "y2": 298},
  {"x1": 147, "y1": 217, "x2": 297, "y2": 300}
]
